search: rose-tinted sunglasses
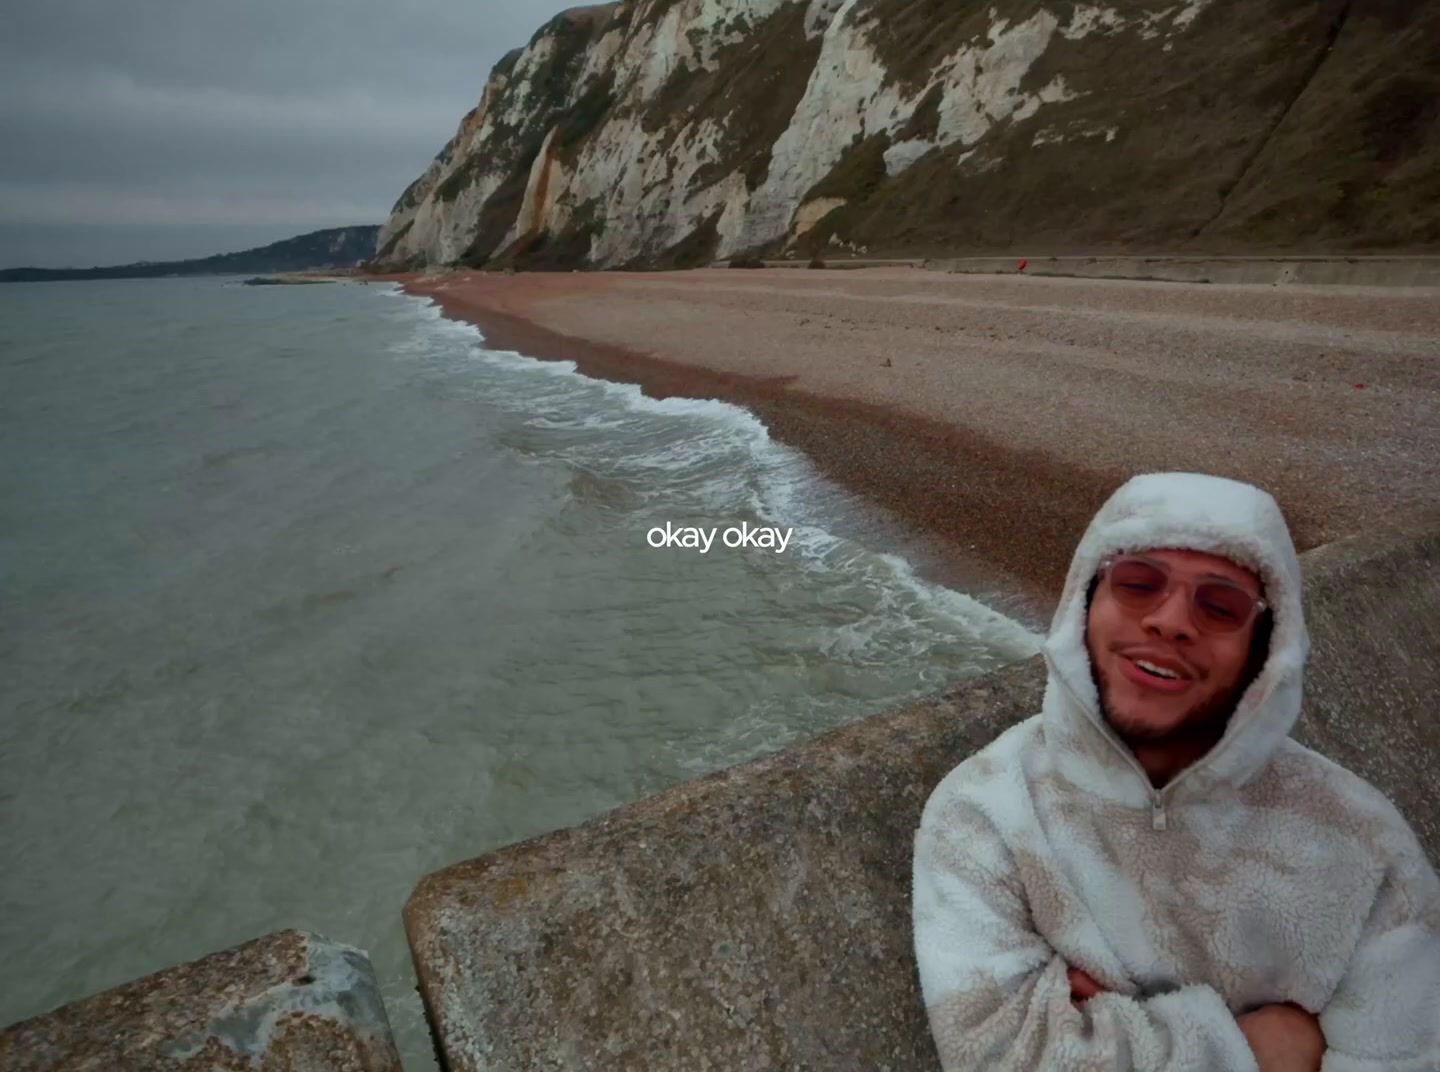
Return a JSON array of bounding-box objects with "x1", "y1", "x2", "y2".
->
[{"x1": 1098, "y1": 555, "x2": 1267, "y2": 635}]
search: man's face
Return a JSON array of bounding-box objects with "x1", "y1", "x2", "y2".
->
[{"x1": 1085, "y1": 548, "x2": 1265, "y2": 745}]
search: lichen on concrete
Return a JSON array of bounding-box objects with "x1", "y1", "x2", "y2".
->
[{"x1": 0, "y1": 930, "x2": 401, "y2": 1072}]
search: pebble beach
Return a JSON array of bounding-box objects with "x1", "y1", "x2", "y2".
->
[{"x1": 399, "y1": 266, "x2": 1440, "y2": 614}]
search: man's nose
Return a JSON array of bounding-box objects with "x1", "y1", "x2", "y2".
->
[{"x1": 1141, "y1": 586, "x2": 1194, "y2": 638}]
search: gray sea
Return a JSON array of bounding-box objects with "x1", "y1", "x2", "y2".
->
[{"x1": 0, "y1": 276, "x2": 1041, "y2": 1067}]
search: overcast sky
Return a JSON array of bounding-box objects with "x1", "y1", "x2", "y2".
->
[{"x1": 0, "y1": 1, "x2": 580, "y2": 268}]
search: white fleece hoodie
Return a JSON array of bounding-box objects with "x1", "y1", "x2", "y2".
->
[{"x1": 913, "y1": 472, "x2": 1440, "y2": 1071}]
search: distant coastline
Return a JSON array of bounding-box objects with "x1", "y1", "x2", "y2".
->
[{"x1": 0, "y1": 225, "x2": 377, "y2": 283}]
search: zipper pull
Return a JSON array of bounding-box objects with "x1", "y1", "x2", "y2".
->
[{"x1": 1151, "y1": 802, "x2": 1167, "y2": 831}]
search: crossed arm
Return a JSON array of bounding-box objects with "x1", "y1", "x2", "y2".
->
[
  {"x1": 1067, "y1": 966, "x2": 1325, "y2": 1072},
  {"x1": 914, "y1": 808, "x2": 1267, "y2": 1070},
  {"x1": 913, "y1": 794, "x2": 1440, "y2": 1072}
]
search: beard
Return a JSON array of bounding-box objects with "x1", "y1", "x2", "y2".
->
[{"x1": 1091, "y1": 659, "x2": 1247, "y2": 747}]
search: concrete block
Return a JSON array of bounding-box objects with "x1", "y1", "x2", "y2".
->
[
  {"x1": 1288, "y1": 524, "x2": 1440, "y2": 853},
  {"x1": 0, "y1": 930, "x2": 402, "y2": 1072},
  {"x1": 404, "y1": 521, "x2": 1440, "y2": 1070},
  {"x1": 406, "y1": 660, "x2": 1046, "y2": 1071}
]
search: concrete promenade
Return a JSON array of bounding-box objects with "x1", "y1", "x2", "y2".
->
[{"x1": 926, "y1": 254, "x2": 1440, "y2": 287}]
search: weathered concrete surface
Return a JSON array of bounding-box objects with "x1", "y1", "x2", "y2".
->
[
  {"x1": 406, "y1": 662, "x2": 1044, "y2": 1072},
  {"x1": 405, "y1": 522, "x2": 1440, "y2": 1071},
  {"x1": 1289, "y1": 523, "x2": 1440, "y2": 854},
  {"x1": 928, "y1": 255, "x2": 1440, "y2": 287},
  {"x1": 0, "y1": 931, "x2": 402, "y2": 1072}
]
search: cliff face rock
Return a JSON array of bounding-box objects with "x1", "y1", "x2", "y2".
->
[{"x1": 374, "y1": 0, "x2": 1440, "y2": 270}]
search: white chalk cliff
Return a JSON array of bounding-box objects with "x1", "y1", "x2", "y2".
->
[{"x1": 374, "y1": 0, "x2": 1440, "y2": 267}]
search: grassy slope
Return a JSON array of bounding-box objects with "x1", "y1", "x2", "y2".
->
[{"x1": 814, "y1": 0, "x2": 1440, "y2": 257}]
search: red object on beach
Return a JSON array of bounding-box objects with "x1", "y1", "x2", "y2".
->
[
  {"x1": 1017, "y1": 259, "x2": 1028, "y2": 271},
  {"x1": 1354, "y1": 383, "x2": 1365, "y2": 389}
]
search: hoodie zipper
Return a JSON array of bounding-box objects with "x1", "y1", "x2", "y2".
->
[
  {"x1": 1048, "y1": 653, "x2": 1284, "y2": 832},
  {"x1": 1049, "y1": 654, "x2": 1174, "y2": 830}
]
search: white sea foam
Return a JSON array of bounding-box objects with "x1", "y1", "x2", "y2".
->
[{"x1": 391, "y1": 290, "x2": 1043, "y2": 657}]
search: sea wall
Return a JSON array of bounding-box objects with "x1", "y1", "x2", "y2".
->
[
  {"x1": 0, "y1": 931, "x2": 401, "y2": 1072},
  {"x1": 928, "y1": 255, "x2": 1440, "y2": 287},
  {"x1": 6, "y1": 523, "x2": 1435, "y2": 1069},
  {"x1": 403, "y1": 521, "x2": 1440, "y2": 1071}
]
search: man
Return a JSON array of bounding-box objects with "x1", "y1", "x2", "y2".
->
[{"x1": 912, "y1": 472, "x2": 1440, "y2": 1071}]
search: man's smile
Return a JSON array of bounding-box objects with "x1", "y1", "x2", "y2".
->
[{"x1": 1117, "y1": 653, "x2": 1194, "y2": 694}]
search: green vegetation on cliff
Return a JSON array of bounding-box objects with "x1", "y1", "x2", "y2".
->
[{"x1": 378, "y1": 0, "x2": 1440, "y2": 271}]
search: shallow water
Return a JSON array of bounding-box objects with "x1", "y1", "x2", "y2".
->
[{"x1": 0, "y1": 276, "x2": 1040, "y2": 1066}]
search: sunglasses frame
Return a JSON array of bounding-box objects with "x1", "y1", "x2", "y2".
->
[{"x1": 1096, "y1": 554, "x2": 1268, "y2": 634}]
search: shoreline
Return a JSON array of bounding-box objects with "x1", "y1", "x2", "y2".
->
[
  {"x1": 383, "y1": 267, "x2": 1440, "y2": 624},
  {"x1": 397, "y1": 277, "x2": 1105, "y2": 623}
]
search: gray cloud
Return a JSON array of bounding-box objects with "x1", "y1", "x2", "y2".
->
[{"x1": 0, "y1": 0, "x2": 581, "y2": 267}]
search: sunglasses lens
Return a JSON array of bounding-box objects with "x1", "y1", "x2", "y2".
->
[
  {"x1": 1109, "y1": 560, "x2": 1166, "y2": 605},
  {"x1": 1107, "y1": 559, "x2": 1255, "y2": 633},
  {"x1": 1195, "y1": 584, "x2": 1254, "y2": 632}
]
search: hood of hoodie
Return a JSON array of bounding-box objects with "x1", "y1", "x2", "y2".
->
[{"x1": 1040, "y1": 472, "x2": 1311, "y2": 810}]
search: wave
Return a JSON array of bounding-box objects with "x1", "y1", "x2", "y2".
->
[{"x1": 383, "y1": 290, "x2": 1043, "y2": 665}]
